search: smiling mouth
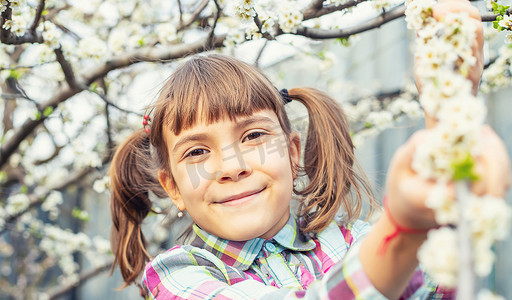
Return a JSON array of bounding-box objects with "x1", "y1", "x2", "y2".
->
[{"x1": 215, "y1": 187, "x2": 266, "y2": 206}]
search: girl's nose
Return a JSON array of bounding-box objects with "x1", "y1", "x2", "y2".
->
[{"x1": 215, "y1": 153, "x2": 253, "y2": 183}]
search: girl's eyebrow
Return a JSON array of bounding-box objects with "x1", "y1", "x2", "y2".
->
[
  {"x1": 173, "y1": 133, "x2": 210, "y2": 154},
  {"x1": 234, "y1": 115, "x2": 276, "y2": 131},
  {"x1": 172, "y1": 116, "x2": 277, "y2": 154}
]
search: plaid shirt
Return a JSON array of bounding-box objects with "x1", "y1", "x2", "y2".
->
[{"x1": 143, "y1": 216, "x2": 454, "y2": 299}]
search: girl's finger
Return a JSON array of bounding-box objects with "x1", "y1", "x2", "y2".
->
[
  {"x1": 433, "y1": 1, "x2": 482, "y2": 21},
  {"x1": 471, "y1": 127, "x2": 511, "y2": 197}
]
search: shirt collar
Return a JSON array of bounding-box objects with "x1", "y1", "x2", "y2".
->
[{"x1": 189, "y1": 215, "x2": 316, "y2": 271}]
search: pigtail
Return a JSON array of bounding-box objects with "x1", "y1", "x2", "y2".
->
[
  {"x1": 109, "y1": 129, "x2": 165, "y2": 287},
  {"x1": 288, "y1": 88, "x2": 378, "y2": 233}
]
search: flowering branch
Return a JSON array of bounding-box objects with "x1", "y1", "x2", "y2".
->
[
  {"x1": 55, "y1": 48, "x2": 78, "y2": 89},
  {"x1": 406, "y1": 1, "x2": 511, "y2": 298},
  {"x1": 303, "y1": 0, "x2": 370, "y2": 20},
  {"x1": 47, "y1": 261, "x2": 113, "y2": 300},
  {"x1": 177, "y1": 0, "x2": 210, "y2": 31},
  {"x1": 29, "y1": 0, "x2": 45, "y2": 32},
  {"x1": 0, "y1": 3, "x2": 43, "y2": 44},
  {"x1": 296, "y1": 4, "x2": 406, "y2": 39},
  {"x1": 0, "y1": 34, "x2": 226, "y2": 169}
]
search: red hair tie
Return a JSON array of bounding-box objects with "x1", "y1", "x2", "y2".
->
[{"x1": 379, "y1": 196, "x2": 430, "y2": 256}]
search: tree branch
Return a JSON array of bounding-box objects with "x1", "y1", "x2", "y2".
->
[
  {"x1": 0, "y1": 35, "x2": 225, "y2": 169},
  {"x1": 177, "y1": 0, "x2": 210, "y2": 31},
  {"x1": 207, "y1": 0, "x2": 221, "y2": 48},
  {"x1": 30, "y1": 0, "x2": 46, "y2": 32},
  {"x1": 295, "y1": 4, "x2": 405, "y2": 39},
  {"x1": 84, "y1": 86, "x2": 142, "y2": 116},
  {"x1": 254, "y1": 39, "x2": 268, "y2": 67},
  {"x1": 0, "y1": 152, "x2": 111, "y2": 236},
  {"x1": 253, "y1": 14, "x2": 275, "y2": 40},
  {"x1": 177, "y1": 0, "x2": 184, "y2": 28},
  {"x1": 0, "y1": 3, "x2": 44, "y2": 45},
  {"x1": 47, "y1": 261, "x2": 113, "y2": 300},
  {"x1": 303, "y1": 0, "x2": 370, "y2": 21},
  {"x1": 83, "y1": 34, "x2": 225, "y2": 85},
  {"x1": 55, "y1": 48, "x2": 78, "y2": 89},
  {"x1": 0, "y1": 86, "x2": 80, "y2": 169}
]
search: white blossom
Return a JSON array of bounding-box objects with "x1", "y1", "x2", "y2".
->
[
  {"x1": 466, "y1": 195, "x2": 512, "y2": 243},
  {"x1": 278, "y1": 2, "x2": 303, "y2": 34},
  {"x1": 40, "y1": 21, "x2": 62, "y2": 49},
  {"x1": 325, "y1": 0, "x2": 350, "y2": 5},
  {"x1": 418, "y1": 227, "x2": 458, "y2": 287},
  {"x1": 92, "y1": 176, "x2": 110, "y2": 194},
  {"x1": 477, "y1": 289, "x2": 506, "y2": 300},
  {"x1": 156, "y1": 23, "x2": 178, "y2": 44},
  {"x1": 93, "y1": 236, "x2": 111, "y2": 255},
  {"x1": 0, "y1": 0, "x2": 8, "y2": 14},
  {"x1": 437, "y1": 96, "x2": 486, "y2": 137},
  {"x1": 231, "y1": 0, "x2": 257, "y2": 24},
  {"x1": 404, "y1": 0, "x2": 436, "y2": 30},
  {"x1": 260, "y1": 15, "x2": 275, "y2": 35},
  {"x1": 2, "y1": 15, "x2": 27, "y2": 36},
  {"x1": 366, "y1": 111, "x2": 393, "y2": 129},
  {"x1": 6, "y1": 193, "x2": 30, "y2": 215},
  {"x1": 473, "y1": 243, "x2": 495, "y2": 277},
  {"x1": 498, "y1": 15, "x2": 512, "y2": 30},
  {"x1": 41, "y1": 191, "x2": 63, "y2": 216},
  {"x1": 74, "y1": 150, "x2": 102, "y2": 169},
  {"x1": 425, "y1": 182, "x2": 459, "y2": 225},
  {"x1": 77, "y1": 36, "x2": 108, "y2": 60},
  {"x1": 7, "y1": 0, "x2": 26, "y2": 14}
]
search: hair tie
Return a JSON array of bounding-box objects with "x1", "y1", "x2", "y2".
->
[
  {"x1": 280, "y1": 89, "x2": 292, "y2": 104},
  {"x1": 379, "y1": 196, "x2": 431, "y2": 256},
  {"x1": 142, "y1": 114, "x2": 151, "y2": 134}
]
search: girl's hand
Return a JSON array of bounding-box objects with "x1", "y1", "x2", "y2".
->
[
  {"x1": 385, "y1": 126, "x2": 511, "y2": 230},
  {"x1": 415, "y1": 0, "x2": 484, "y2": 97}
]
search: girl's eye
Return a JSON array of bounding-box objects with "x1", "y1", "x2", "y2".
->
[
  {"x1": 243, "y1": 131, "x2": 266, "y2": 142},
  {"x1": 185, "y1": 149, "x2": 209, "y2": 158}
]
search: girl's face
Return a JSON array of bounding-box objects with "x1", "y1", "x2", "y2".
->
[{"x1": 159, "y1": 109, "x2": 300, "y2": 241}]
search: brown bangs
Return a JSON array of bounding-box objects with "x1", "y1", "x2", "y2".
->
[
  {"x1": 158, "y1": 54, "x2": 285, "y2": 136},
  {"x1": 150, "y1": 54, "x2": 292, "y2": 171}
]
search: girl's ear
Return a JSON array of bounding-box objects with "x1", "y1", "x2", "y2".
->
[
  {"x1": 289, "y1": 132, "x2": 301, "y2": 180},
  {"x1": 158, "y1": 170, "x2": 185, "y2": 210}
]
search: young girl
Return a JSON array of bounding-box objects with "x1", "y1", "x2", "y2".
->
[{"x1": 109, "y1": 2, "x2": 509, "y2": 299}]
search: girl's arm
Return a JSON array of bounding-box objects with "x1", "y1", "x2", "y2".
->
[
  {"x1": 360, "y1": 1, "x2": 510, "y2": 298},
  {"x1": 360, "y1": 127, "x2": 510, "y2": 299}
]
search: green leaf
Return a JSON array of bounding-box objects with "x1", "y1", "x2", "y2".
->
[
  {"x1": 365, "y1": 122, "x2": 372, "y2": 129},
  {"x1": 452, "y1": 153, "x2": 479, "y2": 181},
  {"x1": 0, "y1": 171, "x2": 7, "y2": 183},
  {"x1": 89, "y1": 82, "x2": 98, "y2": 92},
  {"x1": 20, "y1": 185, "x2": 28, "y2": 194},
  {"x1": 335, "y1": 37, "x2": 350, "y2": 47},
  {"x1": 34, "y1": 111, "x2": 42, "y2": 121},
  {"x1": 72, "y1": 207, "x2": 90, "y2": 221},
  {"x1": 43, "y1": 106, "x2": 53, "y2": 117},
  {"x1": 9, "y1": 69, "x2": 21, "y2": 80}
]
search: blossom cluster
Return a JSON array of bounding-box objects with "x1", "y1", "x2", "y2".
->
[
  {"x1": 405, "y1": 0, "x2": 512, "y2": 295},
  {"x1": 481, "y1": 44, "x2": 512, "y2": 93},
  {"x1": 231, "y1": 0, "x2": 257, "y2": 24},
  {"x1": 277, "y1": 1, "x2": 303, "y2": 34},
  {"x1": 421, "y1": 192, "x2": 511, "y2": 286},
  {"x1": 39, "y1": 224, "x2": 111, "y2": 285},
  {"x1": 1, "y1": 0, "x2": 30, "y2": 36},
  {"x1": 343, "y1": 88, "x2": 423, "y2": 148}
]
